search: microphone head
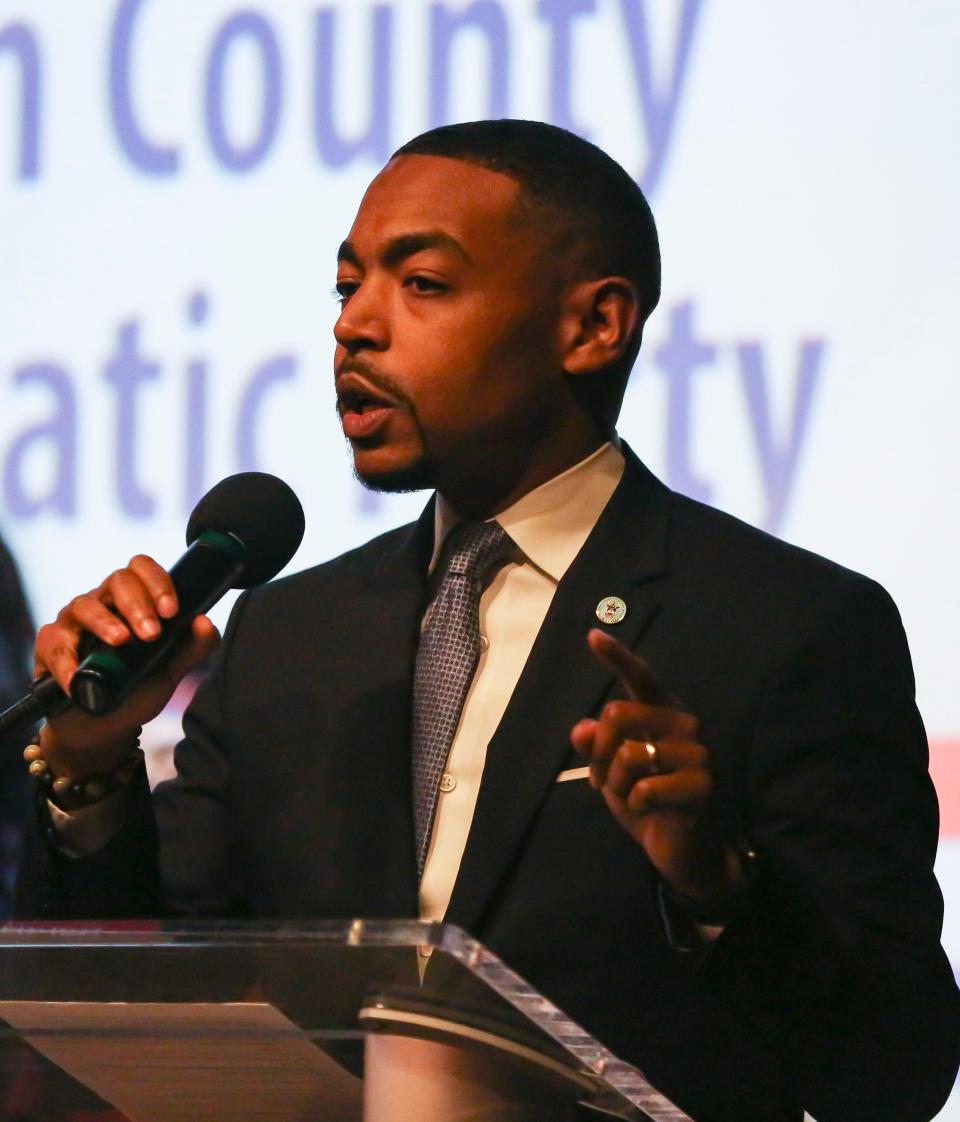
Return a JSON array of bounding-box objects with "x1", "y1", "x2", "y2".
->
[{"x1": 186, "y1": 472, "x2": 305, "y2": 588}]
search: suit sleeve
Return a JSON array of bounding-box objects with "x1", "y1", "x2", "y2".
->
[
  {"x1": 703, "y1": 574, "x2": 960, "y2": 1122},
  {"x1": 14, "y1": 592, "x2": 253, "y2": 920},
  {"x1": 152, "y1": 590, "x2": 252, "y2": 917}
]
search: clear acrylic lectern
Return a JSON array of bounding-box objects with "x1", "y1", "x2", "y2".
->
[{"x1": 0, "y1": 920, "x2": 693, "y2": 1122}]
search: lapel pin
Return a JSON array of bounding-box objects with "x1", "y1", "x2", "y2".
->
[{"x1": 596, "y1": 596, "x2": 627, "y2": 625}]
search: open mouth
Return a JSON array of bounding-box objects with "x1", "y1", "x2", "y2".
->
[
  {"x1": 337, "y1": 388, "x2": 390, "y2": 416},
  {"x1": 336, "y1": 373, "x2": 396, "y2": 439}
]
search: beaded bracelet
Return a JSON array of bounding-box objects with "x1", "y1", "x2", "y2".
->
[{"x1": 24, "y1": 742, "x2": 144, "y2": 812}]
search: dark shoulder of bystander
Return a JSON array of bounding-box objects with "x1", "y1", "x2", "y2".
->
[{"x1": 0, "y1": 531, "x2": 34, "y2": 917}]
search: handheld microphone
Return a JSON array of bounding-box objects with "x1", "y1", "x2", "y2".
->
[{"x1": 0, "y1": 472, "x2": 305, "y2": 735}]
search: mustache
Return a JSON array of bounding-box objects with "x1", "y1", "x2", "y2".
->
[{"x1": 334, "y1": 357, "x2": 415, "y2": 411}]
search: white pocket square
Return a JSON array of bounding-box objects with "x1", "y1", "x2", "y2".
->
[{"x1": 556, "y1": 766, "x2": 590, "y2": 783}]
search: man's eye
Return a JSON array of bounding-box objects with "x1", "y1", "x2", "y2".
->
[
  {"x1": 333, "y1": 281, "x2": 358, "y2": 304},
  {"x1": 405, "y1": 275, "x2": 446, "y2": 294}
]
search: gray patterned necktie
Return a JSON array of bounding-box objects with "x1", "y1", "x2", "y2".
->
[{"x1": 412, "y1": 519, "x2": 515, "y2": 876}]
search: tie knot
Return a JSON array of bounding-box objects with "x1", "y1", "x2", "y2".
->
[{"x1": 440, "y1": 519, "x2": 514, "y2": 582}]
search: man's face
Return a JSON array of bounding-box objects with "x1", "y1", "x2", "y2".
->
[{"x1": 334, "y1": 154, "x2": 579, "y2": 512}]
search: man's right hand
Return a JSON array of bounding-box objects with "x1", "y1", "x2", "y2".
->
[{"x1": 35, "y1": 554, "x2": 220, "y2": 781}]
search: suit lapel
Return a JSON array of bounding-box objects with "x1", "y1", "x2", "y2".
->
[{"x1": 446, "y1": 449, "x2": 673, "y2": 932}]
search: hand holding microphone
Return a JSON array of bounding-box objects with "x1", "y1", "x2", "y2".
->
[
  {"x1": 16, "y1": 473, "x2": 304, "y2": 785},
  {"x1": 35, "y1": 557, "x2": 220, "y2": 783}
]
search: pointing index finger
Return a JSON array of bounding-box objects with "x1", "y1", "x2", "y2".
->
[{"x1": 587, "y1": 628, "x2": 680, "y2": 708}]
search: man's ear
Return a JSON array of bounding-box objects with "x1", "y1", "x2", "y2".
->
[{"x1": 560, "y1": 277, "x2": 641, "y2": 376}]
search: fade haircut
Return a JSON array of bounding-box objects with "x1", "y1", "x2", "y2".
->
[{"x1": 393, "y1": 119, "x2": 661, "y2": 364}]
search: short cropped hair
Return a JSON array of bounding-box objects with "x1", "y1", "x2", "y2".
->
[{"x1": 393, "y1": 120, "x2": 661, "y2": 348}]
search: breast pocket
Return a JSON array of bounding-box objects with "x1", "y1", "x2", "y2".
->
[{"x1": 545, "y1": 772, "x2": 604, "y2": 815}]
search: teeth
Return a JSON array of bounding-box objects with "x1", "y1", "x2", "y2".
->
[{"x1": 339, "y1": 388, "x2": 387, "y2": 414}]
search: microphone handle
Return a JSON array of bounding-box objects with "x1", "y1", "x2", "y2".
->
[
  {"x1": 0, "y1": 676, "x2": 68, "y2": 740},
  {"x1": 70, "y1": 530, "x2": 244, "y2": 716}
]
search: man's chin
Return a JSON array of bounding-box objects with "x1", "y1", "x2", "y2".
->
[{"x1": 352, "y1": 455, "x2": 435, "y2": 495}]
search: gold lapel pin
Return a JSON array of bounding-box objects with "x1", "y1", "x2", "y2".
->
[{"x1": 595, "y1": 596, "x2": 627, "y2": 625}]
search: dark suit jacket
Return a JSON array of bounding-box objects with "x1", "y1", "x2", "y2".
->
[{"x1": 18, "y1": 448, "x2": 960, "y2": 1122}]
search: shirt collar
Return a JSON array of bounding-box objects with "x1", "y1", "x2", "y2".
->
[{"x1": 430, "y1": 439, "x2": 625, "y2": 582}]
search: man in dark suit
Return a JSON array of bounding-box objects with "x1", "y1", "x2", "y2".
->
[{"x1": 18, "y1": 121, "x2": 960, "y2": 1122}]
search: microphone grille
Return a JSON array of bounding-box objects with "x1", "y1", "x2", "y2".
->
[{"x1": 186, "y1": 472, "x2": 305, "y2": 588}]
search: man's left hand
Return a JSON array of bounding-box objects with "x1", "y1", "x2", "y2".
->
[{"x1": 571, "y1": 628, "x2": 747, "y2": 904}]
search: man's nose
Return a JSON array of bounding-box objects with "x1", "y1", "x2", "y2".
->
[{"x1": 333, "y1": 283, "x2": 389, "y2": 352}]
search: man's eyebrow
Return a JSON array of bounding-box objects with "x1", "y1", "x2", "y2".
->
[
  {"x1": 337, "y1": 240, "x2": 360, "y2": 267},
  {"x1": 336, "y1": 231, "x2": 472, "y2": 270},
  {"x1": 382, "y1": 231, "x2": 472, "y2": 268}
]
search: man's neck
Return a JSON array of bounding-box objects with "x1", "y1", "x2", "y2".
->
[{"x1": 437, "y1": 430, "x2": 614, "y2": 521}]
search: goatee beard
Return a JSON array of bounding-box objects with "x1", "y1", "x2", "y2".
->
[{"x1": 349, "y1": 449, "x2": 436, "y2": 496}]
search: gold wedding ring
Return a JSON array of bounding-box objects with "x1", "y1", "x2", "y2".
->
[{"x1": 644, "y1": 741, "x2": 661, "y2": 775}]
